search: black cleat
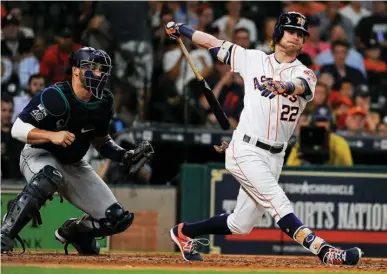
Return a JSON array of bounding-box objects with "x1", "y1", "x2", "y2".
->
[{"x1": 55, "y1": 218, "x2": 100, "y2": 255}]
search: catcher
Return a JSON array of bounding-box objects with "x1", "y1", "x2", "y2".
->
[{"x1": 1, "y1": 47, "x2": 154, "y2": 255}]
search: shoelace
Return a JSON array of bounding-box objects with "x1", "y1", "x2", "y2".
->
[
  {"x1": 183, "y1": 238, "x2": 210, "y2": 254},
  {"x1": 324, "y1": 248, "x2": 344, "y2": 265}
]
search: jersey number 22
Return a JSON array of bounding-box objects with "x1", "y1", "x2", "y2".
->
[{"x1": 280, "y1": 104, "x2": 299, "y2": 122}]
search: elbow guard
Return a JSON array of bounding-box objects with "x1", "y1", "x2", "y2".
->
[
  {"x1": 209, "y1": 41, "x2": 234, "y2": 65},
  {"x1": 12, "y1": 118, "x2": 36, "y2": 143},
  {"x1": 297, "y1": 78, "x2": 313, "y2": 101}
]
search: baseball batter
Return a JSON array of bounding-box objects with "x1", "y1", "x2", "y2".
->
[
  {"x1": 1, "y1": 47, "x2": 154, "y2": 255},
  {"x1": 165, "y1": 12, "x2": 363, "y2": 265}
]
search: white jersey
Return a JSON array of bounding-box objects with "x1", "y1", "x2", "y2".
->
[{"x1": 230, "y1": 46, "x2": 316, "y2": 143}]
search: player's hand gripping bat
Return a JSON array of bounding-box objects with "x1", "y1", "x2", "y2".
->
[{"x1": 177, "y1": 38, "x2": 231, "y2": 130}]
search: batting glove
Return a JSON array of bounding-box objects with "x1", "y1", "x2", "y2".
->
[
  {"x1": 258, "y1": 80, "x2": 295, "y2": 99},
  {"x1": 165, "y1": 21, "x2": 183, "y2": 40}
]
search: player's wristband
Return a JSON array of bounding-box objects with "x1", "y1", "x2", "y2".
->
[
  {"x1": 99, "y1": 139, "x2": 127, "y2": 162},
  {"x1": 285, "y1": 81, "x2": 296, "y2": 95},
  {"x1": 179, "y1": 24, "x2": 195, "y2": 40}
]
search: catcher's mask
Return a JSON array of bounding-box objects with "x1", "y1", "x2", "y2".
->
[
  {"x1": 273, "y1": 12, "x2": 309, "y2": 43},
  {"x1": 67, "y1": 47, "x2": 112, "y2": 99}
]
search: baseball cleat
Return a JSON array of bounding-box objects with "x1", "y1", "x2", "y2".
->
[
  {"x1": 1, "y1": 233, "x2": 25, "y2": 255},
  {"x1": 55, "y1": 218, "x2": 100, "y2": 255},
  {"x1": 1, "y1": 233, "x2": 15, "y2": 254},
  {"x1": 319, "y1": 246, "x2": 363, "y2": 265},
  {"x1": 170, "y1": 223, "x2": 209, "y2": 261}
]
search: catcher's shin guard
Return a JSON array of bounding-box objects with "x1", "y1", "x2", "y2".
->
[
  {"x1": 55, "y1": 202, "x2": 134, "y2": 255},
  {"x1": 1, "y1": 166, "x2": 63, "y2": 254}
]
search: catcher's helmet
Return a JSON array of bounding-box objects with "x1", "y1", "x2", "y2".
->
[
  {"x1": 272, "y1": 12, "x2": 309, "y2": 43},
  {"x1": 66, "y1": 47, "x2": 112, "y2": 99}
]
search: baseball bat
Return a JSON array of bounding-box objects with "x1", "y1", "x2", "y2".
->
[{"x1": 177, "y1": 38, "x2": 230, "y2": 130}]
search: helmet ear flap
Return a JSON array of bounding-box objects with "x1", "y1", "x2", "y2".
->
[
  {"x1": 272, "y1": 23, "x2": 283, "y2": 43},
  {"x1": 66, "y1": 51, "x2": 84, "y2": 75},
  {"x1": 273, "y1": 13, "x2": 286, "y2": 43},
  {"x1": 278, "y1": 24, "x2": 284, "y2": 42}
]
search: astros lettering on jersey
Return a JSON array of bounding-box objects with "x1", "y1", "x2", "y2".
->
[{"x1": 231, "y1": 46, "x2": 316, "y2": 144}]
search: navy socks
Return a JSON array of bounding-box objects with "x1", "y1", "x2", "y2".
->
[
  {"x1": 277, "y1": 213, "x2": 328, "y2": 255},
  {"x1": 182, "y1": 214, "x2": 232, "y2": 238},
  {"x1": 277, "y1": 213, "x2": 303, "y2": 238}
]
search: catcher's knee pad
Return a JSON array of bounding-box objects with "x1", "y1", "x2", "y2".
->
[
  {"x1": 1, "y1": 166, "x2": 63, "y2": 247},
  {"x1": 57, "y1": 203, "x2": 134, "y2": 253}
]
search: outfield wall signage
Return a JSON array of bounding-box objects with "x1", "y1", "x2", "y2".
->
[{"x1": 209, "y1": 169, "x2": 387, "y2": 258}]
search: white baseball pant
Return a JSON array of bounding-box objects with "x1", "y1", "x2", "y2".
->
[{"x1": 224, "y1": 134, "x2": 294, "y2": 235}]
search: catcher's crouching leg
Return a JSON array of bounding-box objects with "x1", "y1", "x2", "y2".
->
[
  {"x1": 55, "y1": 202, "x2": 134, "y2": 255},
  {"x1": 1, "y1": 166, "x2": 63, "y2": 254}
]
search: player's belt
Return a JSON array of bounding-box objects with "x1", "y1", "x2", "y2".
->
[{"x1": 243, "y1": 134, "x2": 284, "y2": 154}]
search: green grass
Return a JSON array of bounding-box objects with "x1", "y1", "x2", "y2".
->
[{"x1": 0, "y1": 266, "x2": 380, "y2": 274}]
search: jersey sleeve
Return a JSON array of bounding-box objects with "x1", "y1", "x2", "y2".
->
[
  {"x1": 18, "y1": 87, "x2": 68, "y2": 129},
  {"x1": 294, "y1": 67, "x2": 317, "y2": 102},
  {"x1": 230, "y1": 47, "x2": 265, "y2": 79}
]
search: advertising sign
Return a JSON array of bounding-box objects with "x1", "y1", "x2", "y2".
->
[{"x1": 209, "y1": 169, "x2": 387, "y2": 257}]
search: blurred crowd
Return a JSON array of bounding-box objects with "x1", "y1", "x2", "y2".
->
[{"x1": 2, "y1": 1, "x2": 387, "y2": 180}]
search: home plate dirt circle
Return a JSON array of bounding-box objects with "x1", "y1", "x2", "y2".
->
[{"x1": 2, "y1": 252, "x2": 387, "y2": 272}]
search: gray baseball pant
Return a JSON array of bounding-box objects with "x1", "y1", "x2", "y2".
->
[{"x1": 19, "y1": 145, "x2": 117, "y2": 219}]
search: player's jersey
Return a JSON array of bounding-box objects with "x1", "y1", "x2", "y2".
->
[
  {"x1": 230, "y1": 46, "x2": 316, "y2": 143},
  {"x1": 18, "y1": 81, "x2": 114, "y2": 164}
]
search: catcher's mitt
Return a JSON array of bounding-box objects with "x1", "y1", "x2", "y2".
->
[
  {"x1": 214, "y1": 141, "x2": 229, "y2": 153},
  {"x1": 122, "y1": 141, "x2": 154, "y2": 173}
]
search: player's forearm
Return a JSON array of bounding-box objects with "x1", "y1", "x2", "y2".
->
[
  {"x1": 12, "y1": 117, "x2": 51, "y2": 144},
  {"x1": 179, "y1": 24, "x2": 222, "y2": 49},
  {"x1": 191, "y1": 31, "x2": 223, "y2": 49},
  {"x1": 289, "y1": 78, "x2": 305, "y2": 96},
  {"x1": 168, "y1": 23, "x2": 230, "y2": 66},
  {"x1": 27, "y1": 129, "x2": 59, "y2": 144},
  {"x1": 93, "y1": 135, "x2": 126, "y2": 162}
]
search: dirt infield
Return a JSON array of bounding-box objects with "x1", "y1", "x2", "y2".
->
[{"x1": 2, "y1": 252, "x2": 387, "y2": 272}]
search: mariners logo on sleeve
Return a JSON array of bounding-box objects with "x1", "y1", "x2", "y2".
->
[{"x1": 30, "y1": 104, "x2": 48, "y2": 121}]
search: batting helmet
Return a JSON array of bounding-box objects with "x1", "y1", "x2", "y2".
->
[
  {"x1": 272, "y1": 12, "x2": 309, "y2": 43},
  {"x1": 66, "y1": 47, "x2": 112, "y2": 99}
]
